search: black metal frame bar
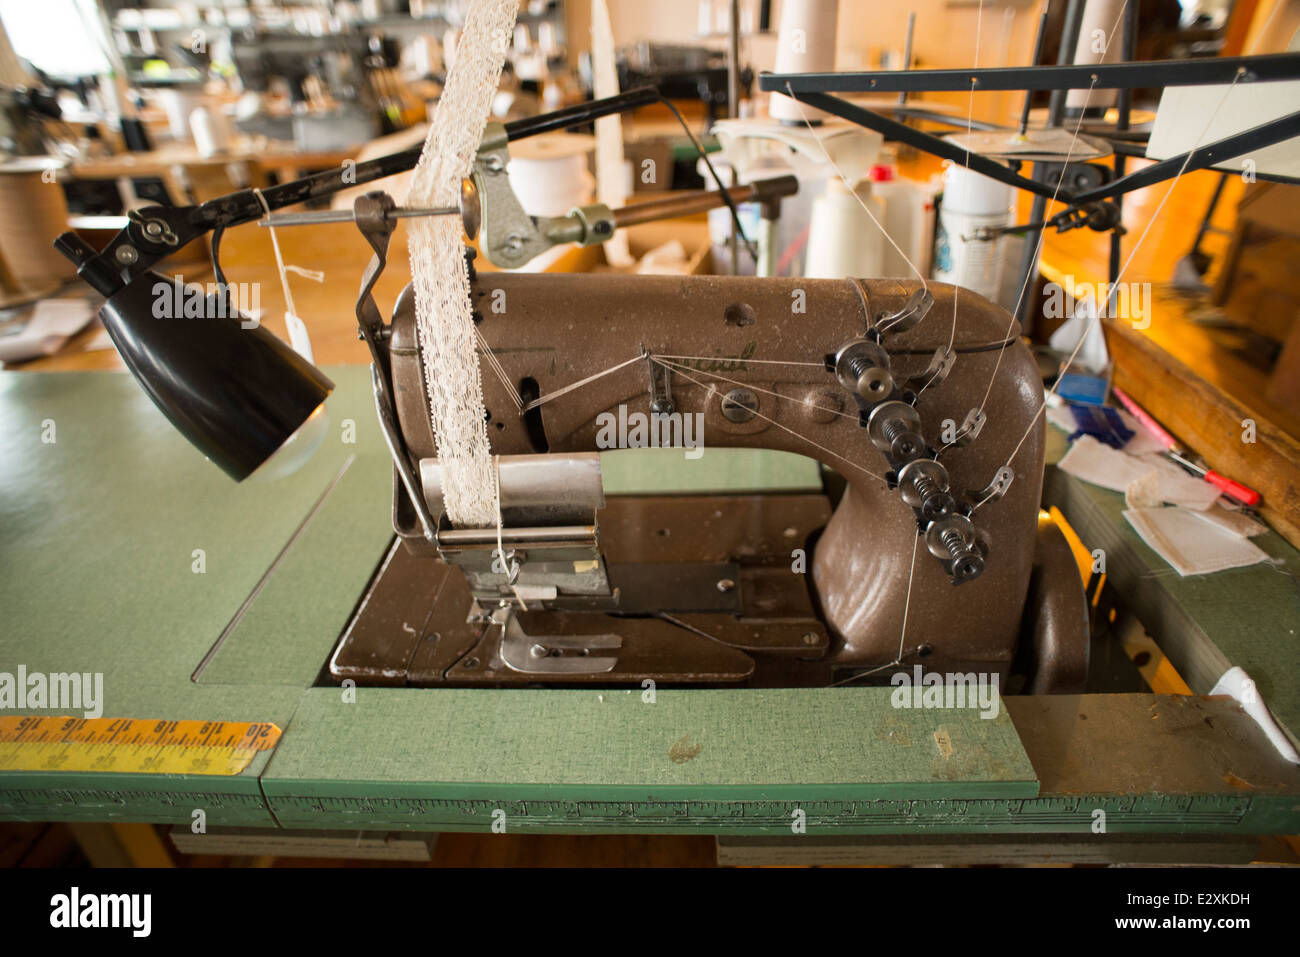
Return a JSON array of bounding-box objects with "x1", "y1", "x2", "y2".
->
[
  {"x1": 759, "y1": 52, "x2": 1300, "y2": 94},
  {"x1": 781, "y1": 89, "x2": 1300, "y2": 211},
  {"x1": 1073, "y1": 110, "x2": 1300, "y2": 203},
  {"x1": 795, "y1": 92, "x2": 1068, "y2": 202},
  {"x1": 795, "y1": 90, "x2": 1300, "y2": 209}
]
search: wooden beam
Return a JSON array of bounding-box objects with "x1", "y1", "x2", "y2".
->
[{"x1": 1104, "y1": 315, "x2": 1300, "y2": 549}]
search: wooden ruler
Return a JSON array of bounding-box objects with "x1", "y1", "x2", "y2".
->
[{"x1": 0, "y1": 716, "x2": 281, "y2": 775}]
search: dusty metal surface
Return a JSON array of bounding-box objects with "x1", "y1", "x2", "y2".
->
[
  {"x1": 332, "y1": 494, "x2": 834, "y2": 686},
  {"x1": 372, "y1": 274, "x2": 1085, "y2": 686}
]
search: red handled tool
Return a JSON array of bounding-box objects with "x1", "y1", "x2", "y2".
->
[{"x1": 1166, "y1": 451, "x2": 1262, "y2": 507}]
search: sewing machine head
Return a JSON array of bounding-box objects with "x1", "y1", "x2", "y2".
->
[
  {"x1": 334, "y1": 266, "x2": 1088, "y2": 692},
  {"x1": 50, "y1": 86, "x2": 1088, "y2": 694}
]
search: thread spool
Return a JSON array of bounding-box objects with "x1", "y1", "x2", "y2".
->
[
  {"x1": 0, "y1": 157, "x2": 74, "y2": 297},
  {"x1": 1065, "y1": 0, "x2": 1125, "y2": 116},
  {"x1": 506, "y1": 132, "x2": 596, "y2": 217},
  {"x1": 769, "y1": 0, "x2": 840, "y2": 123}
]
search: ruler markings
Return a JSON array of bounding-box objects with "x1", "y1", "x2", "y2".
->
[{"x1": 0, "y1": 716, "x2": 281, "y2": 775}]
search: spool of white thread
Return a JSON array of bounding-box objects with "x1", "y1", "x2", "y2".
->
[
  {"x1": 506, "y1": 133, "x2": 596, "y2": 218},
  {"x1": 769, "y1": 0, "x2": 840, "y2": 123}
]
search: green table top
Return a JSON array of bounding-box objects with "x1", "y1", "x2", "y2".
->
[
  {"x1": 1042, "y1": 426, "x2": 1300, "y2": 742},
  {"x1": 1, "y1": 368, "x2": 1297, "y2": 835}
]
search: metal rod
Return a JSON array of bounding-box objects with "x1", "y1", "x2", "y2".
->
[
  {"x1": 759, "y1": 51, "x2": 1300, "y2": 94},
  {"x1": 1019, "y1": 10, "x2": 1050, "y2": 135},
  {"x1": 197, "y1": 87, "x2": 665, "y2": 229},
  {"x1": 1017, "y1": 0, "x2": 1085, "y2": 331},
  {"x1": 437, "y1": 526, "x2": 597, "y2": 547},
  {"x1": 728, "y1": 0, "x2": 741, "y2": 275},
  {"x1": 612, "y1": 176, "x2": 799, "y2": 229},
  {"x1": 793, "y1": 91, "x2": 1073, "y2": 203},
  {"x1": 500, "y1": 85, "x2": 661, "y2": 140},
  {"x1": 1046, "y1": 0, "x2": 1086, "y2": 128},
  {"x1": 899, "y1": 12, "x2": 916, "y2": 106},
  {"x1": 1071, "y1": 110, "x2": 1300, "y2": 204},
  {"x1": 1108, "y1": 0, "x2": 1139, "y2": 295},
  {"x1": 257, "y1": 205, "x2": 458, "y2": 227}
]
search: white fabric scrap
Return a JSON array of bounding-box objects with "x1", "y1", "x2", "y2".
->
[
  {"x1": 1124, "y1": 470, "x2": 1162, "y2": 510},
  {"x1": 1059, "y1": 435, "x2": 1221, "y2": 510},
  {"x1": 1131, "y1": 452, "x2": 1223, "y2": 510},
  {"x1": 1124, "y1": 506, "x2": 1270, "y2": 577},
  {"x1": 1191, "y1": 504, "x2": 1269, "y2": 540},
  {"x1": 1047, "y1": 297, "x2": 1108, "y2": 374},
  {"x1": 0, "y1": 299, "x2": 94, "y2": 363},
  {"x1": 1060, "y1": 434, "x2": 1161, "y2": 493},
  {"x1": 1116, "y1": 408, "x2": 1171, "y2": 457},
  {"x1": 1045, "y1": 401, "x2": 1075, "y2": 435},
  {"x1": 1210, "y1": 666, "x2": 1300, "y2": 764}
]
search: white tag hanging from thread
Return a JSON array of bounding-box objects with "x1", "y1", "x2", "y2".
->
[{"x1": 254, "y1": 188, "x2": 323, "y2": 363}]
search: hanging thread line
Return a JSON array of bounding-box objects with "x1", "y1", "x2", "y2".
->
[
  {"x1": 474, "y1": 325, "x2": 524, "y2": 410},
  {"x1": 785, "y1": 82, "x2": 930, "y2": 292},
  {"x1": 830, "y1": 530, "x2": 921, "y2": 686},
  {"x1": 970, "y1": 0, "x2": 1132, "y2": 426},
  {"x1": 973, "y1": 67, "x2": 1245, "y2": 512}
]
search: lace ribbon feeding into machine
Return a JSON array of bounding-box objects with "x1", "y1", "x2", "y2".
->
[{"x1": 405, "y1": 0, "x2": 519, "y2": 528}]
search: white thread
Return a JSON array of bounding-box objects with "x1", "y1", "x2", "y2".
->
[
  {"x1": 971, "y1": 1, "x2": 1130, "y2": 424},
  {"x1": 830, "y1": 530, "x2": 920, "y2": 686},
  {"x1": 253, "y1": 187, "x2": 305, "y2": 319},
  {"x1": 785, "y1": 82, "x2": 929, "y2": 290},
  {"x1": 654, "y1": 356, "x2": 860, "y2": 424},
  {"x1": 974, "y1": 69, "x2": 1244, "y2": 510},
  {"x1": 657, "y1": 359, "x2": 888, "y2": 485},
  {"x1": 919, "y1": 2, "x2": 983, "y2": 398},
  {"x1": 493, "y1": 453, "x2": 508, "y2": 581},
  {"x1": 405, "y1": 0, "x2": 518, "y2": 528},
  {"x1": 253, "y1": 187, "x2": 319, "y2": 361},
  {"x1": 473, "y1": 324, "x2": 523, "y2": 410},
  {"x1": 654, "y1": 354, "x2": 826, "y2": 368},
  {"x1": 285, "y1": 265, "x2": 325, "y2": 282},
  {"x1": 521, "y1": 354, "x2": 644, "y2": 412}
]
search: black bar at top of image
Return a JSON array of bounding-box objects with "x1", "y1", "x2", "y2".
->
[{"x1": 760, "y1": 52, "x2": 1300, "y2": 94}]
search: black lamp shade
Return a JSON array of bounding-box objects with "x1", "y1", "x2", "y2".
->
[{"x1": 99, "y1": 270, "x2": 335, "y2": 481}]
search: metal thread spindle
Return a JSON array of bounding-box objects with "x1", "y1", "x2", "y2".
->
[
  {"x1": 913, "y1": 473, "x2": 940, "y2": 501},
  {"x1": 940, "y1": 527, "x2": 969, "y2": 560}
]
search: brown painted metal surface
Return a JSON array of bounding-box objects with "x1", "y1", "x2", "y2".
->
[{"x1": 374, "y1": 274, "x2": 1076, "y2": 685}]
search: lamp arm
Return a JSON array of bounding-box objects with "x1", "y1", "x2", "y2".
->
[{"x1": 52, "y1": 87, "x2": 664, "y2": 298}]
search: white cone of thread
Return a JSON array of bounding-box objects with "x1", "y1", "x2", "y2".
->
[
  {"x1": 769, "y1": 0, "x2": 840, "y2": 123},
  {"x1": 804, "y1": 177, "x2": 885, "y2": 280},
  {"x1": 507, "y1": 133, "x2": 596, "y2": 217}
]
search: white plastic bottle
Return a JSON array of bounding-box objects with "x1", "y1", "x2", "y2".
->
[
  {"x1": 868, "y1": 164, "x2": 936, "y2": 281},
  {"x1": 804, "y1": 177, "x2": 885, "y2": 280},
  {"x1": 932, "y1": 164, "x2": 1014, "y2": 302}
]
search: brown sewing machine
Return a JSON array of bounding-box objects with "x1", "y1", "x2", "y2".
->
[
  {"x1": 54, "y1": 89, "x2": 1088, "y2": 695},
  {"x1": 330, "y1": 222, "x2": 1088, "y2": 691}
]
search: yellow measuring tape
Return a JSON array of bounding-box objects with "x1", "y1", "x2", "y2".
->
[{"x1": 0, "y1": 716, "x2": 282, "y2": 775}]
